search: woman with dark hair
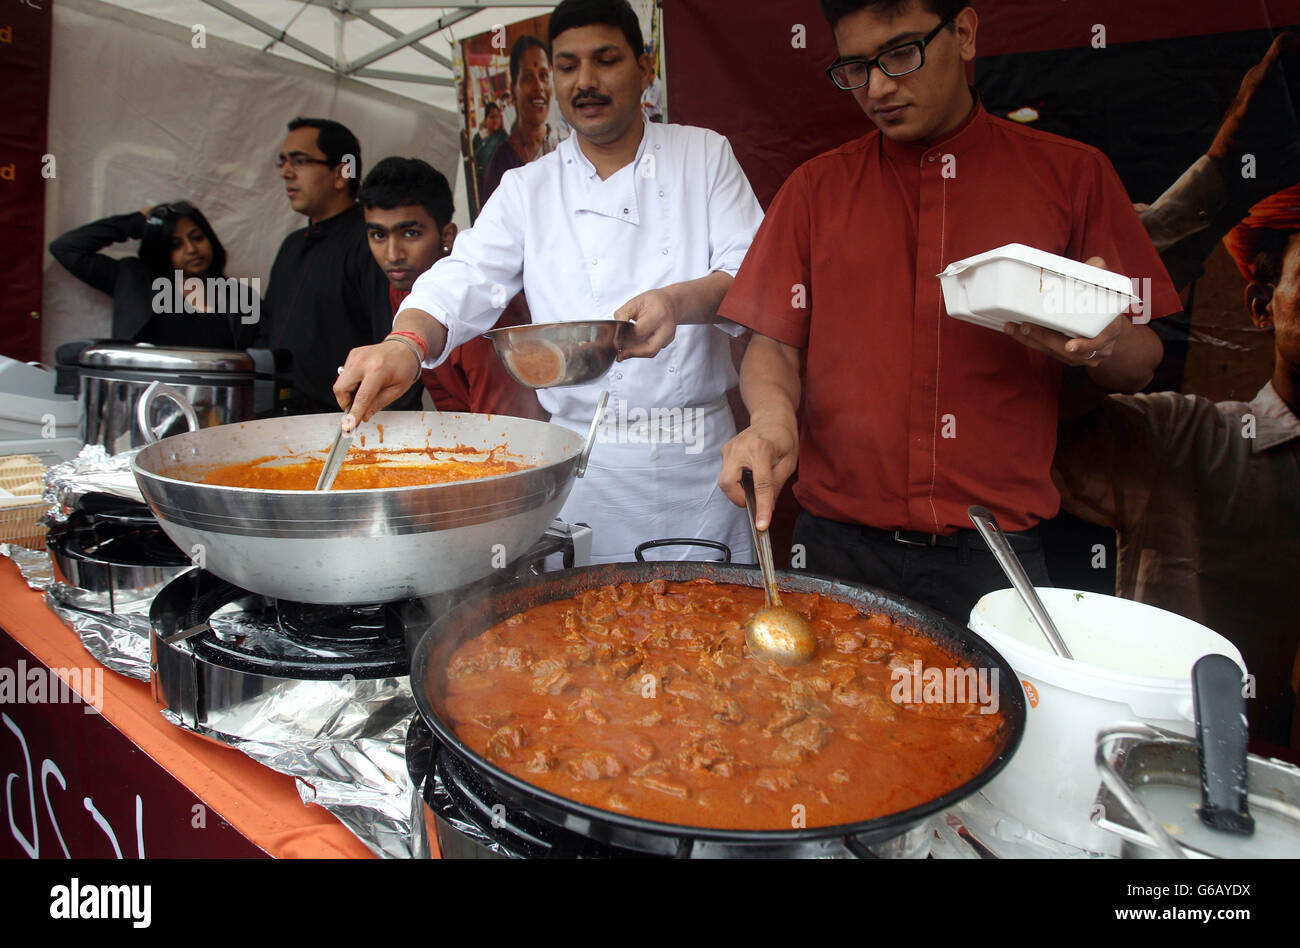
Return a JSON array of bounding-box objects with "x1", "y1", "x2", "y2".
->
[
  {"x1": 49, "y1": 202, "x2": 257, "y2": 348},
  {"x1": 481, "y1": 35, "x2": 558, "y2": 204}
]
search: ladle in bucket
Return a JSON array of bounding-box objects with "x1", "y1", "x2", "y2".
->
[{"x1": 968, "y1": 505, "x2": 1073, "y2": 660}]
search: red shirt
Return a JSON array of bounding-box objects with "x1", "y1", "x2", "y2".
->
[
  {"x1": 720, "y1": 101, "x2": 1180, "y2": 534},
  {"x1": 389, "y1": 286, "x2": 545, "y2": 420}
]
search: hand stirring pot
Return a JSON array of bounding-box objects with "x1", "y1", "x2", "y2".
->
[{"x1": 741, "y1": 470, "x2": 816, "y2": 665}]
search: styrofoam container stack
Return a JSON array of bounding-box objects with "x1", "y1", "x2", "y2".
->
[
  {"x1": 0, "y1": 356, "x2": 83, "y2": 465},
  {"x1": 968, "y1": 588, "x2": 1245, "y2": 855},
  {"x1": 938, "y1": 243, "x2": 1140, "y2": 338}
]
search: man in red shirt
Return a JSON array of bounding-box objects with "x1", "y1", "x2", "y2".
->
[
  {"x1": 717, "y1": 0, "x2": 1181, "y2": 619},
  {"x1": 358, "y1": 157, "x2": 545, "y2": 420}
]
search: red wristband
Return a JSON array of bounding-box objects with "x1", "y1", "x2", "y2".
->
[{"x1": 387, "y1": 330, "x2": 429, "y2": 362}]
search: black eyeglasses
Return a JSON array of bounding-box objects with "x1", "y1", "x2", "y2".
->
[
  {"x1": 275, "y1": 154, "x2": 334, "y2": 170},
  {"x1": 826, "y1": 10, "x2": 959, "y2": 91}
]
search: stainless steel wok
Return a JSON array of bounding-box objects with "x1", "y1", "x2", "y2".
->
[{"x1": 131, "y1": 395, "x2": 603, "y2": 604}]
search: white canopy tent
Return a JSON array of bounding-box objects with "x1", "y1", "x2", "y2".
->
[
  {"x1": 42, "y1": 0, "x2": 559, "y2": 360},
  {"x1": 91, "y1": 0, "x2": 566, "y2": 112}
]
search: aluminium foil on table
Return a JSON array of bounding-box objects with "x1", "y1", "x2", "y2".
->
[
  {"x1": 1, "y1": 538, "x2": 154, "y2": 682},
  {"x1": 159, "y1": 670, "x2": 420, "y2": 860},
  {"x1": 4, "y1": 536, "x2": 422, "y2": 859},
  {"x1": 43, "y1": 444, "x2": 146, "y2": 520}
]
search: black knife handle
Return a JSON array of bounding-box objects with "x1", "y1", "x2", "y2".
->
[{"x1": 1193, "y1": 654, "x2": 1255, "y2": 835}]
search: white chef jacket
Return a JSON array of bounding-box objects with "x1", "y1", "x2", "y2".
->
[{"x1": 400, "y1": 118, "x2": 763, "y2": 563}]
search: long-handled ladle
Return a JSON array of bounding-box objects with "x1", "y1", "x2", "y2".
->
[
  {"x1": 741, "y1": 470, "x2": 816, "y2": 665},
  {"x1": 968, "y1": 505, "x2": 1072, "y2": 659}
]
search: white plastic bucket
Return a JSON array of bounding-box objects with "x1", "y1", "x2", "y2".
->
[{"x1": 968, "y1": 588, "x2": 1245, "y2": 854}]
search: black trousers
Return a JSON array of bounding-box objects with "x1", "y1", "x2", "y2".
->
[{"x1": 791, "y1": 511, "x2": 1052, "y2": 624}]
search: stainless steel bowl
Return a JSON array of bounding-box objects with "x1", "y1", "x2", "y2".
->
[
  {"x1": 131, "y1": 410, "x2": 598, "y2": 604},
  {"x1": 483, "y1": 320, "x2": 630, "y2": 389}
]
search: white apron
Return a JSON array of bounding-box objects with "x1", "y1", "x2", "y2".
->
[{"x1": 553, "y1": 394, "x2": 754, "y2": 564}]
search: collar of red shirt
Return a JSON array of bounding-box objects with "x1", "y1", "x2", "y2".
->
[{"x1": 878, "y1": 89, "x2": 991, "y2": 166}]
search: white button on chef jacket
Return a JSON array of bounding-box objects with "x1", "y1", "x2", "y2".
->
[{"x1": 399, "y1": 119, "x2": 764, "y2": 564}]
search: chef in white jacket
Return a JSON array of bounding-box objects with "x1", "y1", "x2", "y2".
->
[{"x1": 336, "y1": 0, "x2": 761, "y2": 564}]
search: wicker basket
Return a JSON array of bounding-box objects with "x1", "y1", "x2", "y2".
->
[{"x1": 0, "y1": 454, "x2": 48, "y2": 550}]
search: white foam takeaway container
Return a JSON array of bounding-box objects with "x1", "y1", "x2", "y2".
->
[
  {"x1": 0, "y1": 356, "x2": 82, "y2": 465},
  {"x1": 938, "y1": 243, "x2": 1140, "y2": 338}
]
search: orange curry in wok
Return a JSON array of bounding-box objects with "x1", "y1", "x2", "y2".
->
[
  {"x1": 444, "y1": 578, "x2": 1006, "y2": 830},
  {"x1": 197, "y1": 446, "x2": 529, "y2": 490}
]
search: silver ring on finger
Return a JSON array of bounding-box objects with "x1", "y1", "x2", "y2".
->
[{"x1": 1086, "y1": 349, "x2": 1098, "y2": 361}]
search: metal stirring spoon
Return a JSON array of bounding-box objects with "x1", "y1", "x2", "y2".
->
[
  {"x1": 741, "y1": 470, "x2": 816, "y2": 665},
  {"x1": 967, "y1": 505, "x2": 1073, "y2": 659},
  {"x1": 314, "y1": 390, "x2": 354, "y2": 492}
]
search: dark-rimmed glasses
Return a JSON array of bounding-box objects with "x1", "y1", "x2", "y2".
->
[{"x1": 826, "y1": 10, "x2": 959, "y2": 91}]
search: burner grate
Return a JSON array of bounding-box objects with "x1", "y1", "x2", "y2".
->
[
  {"x1": 152, "y1": 569, "x2": 412, "y2": 679},
  {"x1": 55, "y1": 506, "x2": 189, "y2": 568}
]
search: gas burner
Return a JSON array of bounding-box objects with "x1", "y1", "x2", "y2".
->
[
  {"x1": 47, "y1": 496, "x2": 191, "y2": 612},
  {"x1": 407, "y1": 715, "x2": 638, "y2": 859},
  {"x1": 150, "y1": 520, "x2": 592, "y2": 732},
  {"x1": 275, "y1": 600, "x2": 397, "y2": 646},
  {"x1": 150, "y1": 567, "x2": 418, "y2": 732},
  {"x1": 152, "y1": 568, "x2": 412, "y2": 681},
  {"x1": 65, "y1": 517, "x2": 184, "y2": 567}
]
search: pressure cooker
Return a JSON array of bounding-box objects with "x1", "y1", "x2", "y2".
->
[{"x1": 55, "y1": 341, "x2": 283, "y2": 454}]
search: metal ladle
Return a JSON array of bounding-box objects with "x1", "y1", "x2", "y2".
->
[
  {"x1": 967, "y1": 505, "x2": 1072, "y2": 659},
  {"x1": 741, "y1": 470, "x2": 816, "y2": 665}
]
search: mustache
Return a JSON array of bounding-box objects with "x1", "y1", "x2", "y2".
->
[{"x1": 572, "y1": 89, "x2": 612, "y2": 107}]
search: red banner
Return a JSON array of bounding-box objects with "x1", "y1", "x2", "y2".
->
[
  {"x1": 0, "y1": 633, "x2": 269, "y2": 859},
  {"x1": 0, "y1": 0, "x2": 51, "y2": 362}
]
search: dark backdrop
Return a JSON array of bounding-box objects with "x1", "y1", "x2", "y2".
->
[{"x1": 664, "y1": 0, "x2": 1300, "y2": 582}]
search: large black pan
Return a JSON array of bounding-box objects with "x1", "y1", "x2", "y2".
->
[{"x1": 409, "y1": 552, "x2": 1026, "y2": 857}]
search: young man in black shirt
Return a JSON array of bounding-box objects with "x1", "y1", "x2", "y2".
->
[{"x1": 260, "y1": 117, "x2": 421, "y2": 412}]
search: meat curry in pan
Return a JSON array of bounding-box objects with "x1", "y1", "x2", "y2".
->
[{"x1": 444, "y1": 578, "x2": 1006, "y2": 831}]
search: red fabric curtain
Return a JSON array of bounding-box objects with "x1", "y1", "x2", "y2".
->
[{"x1": 0, "y1": 1, "x2": 51, "y2": 362}]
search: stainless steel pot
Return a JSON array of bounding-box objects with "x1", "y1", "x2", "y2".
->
[
  {"x1": 131, "y1": 397, "x2": 605, "y2": 604},
  {"x1": 1093, "y1": 723, "x2": 1300, "y2": 858},
  {"x1": 78, "y1": 344, "x2": 259, "y2": 454}
]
